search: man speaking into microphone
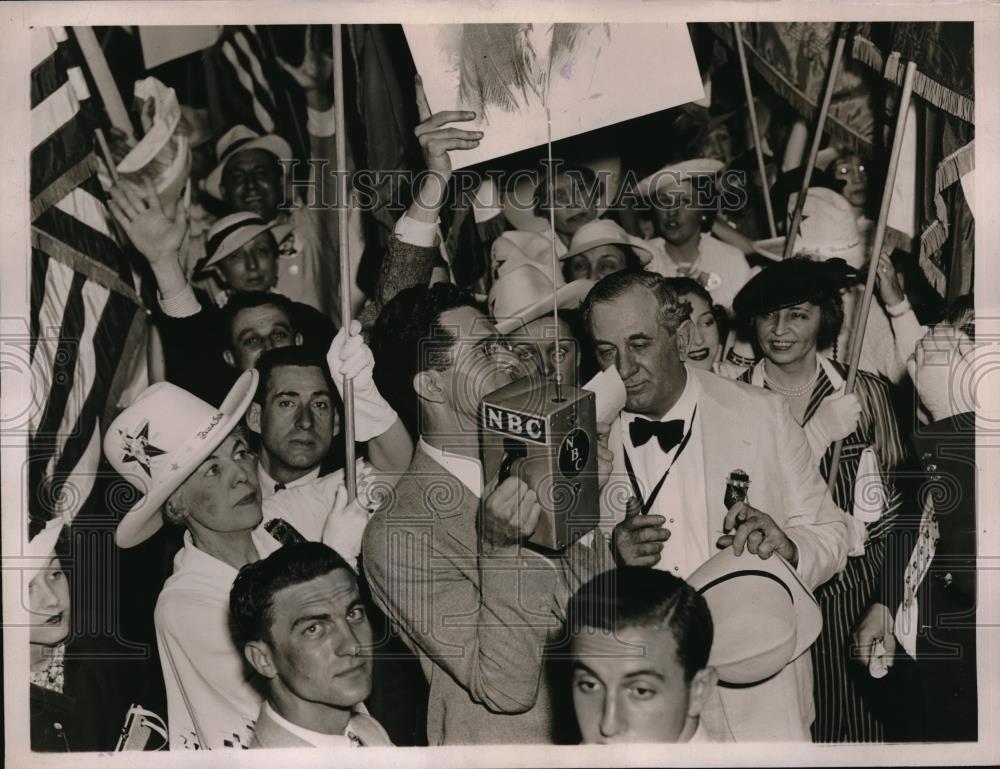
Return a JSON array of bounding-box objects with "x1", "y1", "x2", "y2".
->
[{"x1": 583, "y1": 270, "x2": 848, "y2": 741}]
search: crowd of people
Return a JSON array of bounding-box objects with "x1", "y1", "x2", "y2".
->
[{"x1": 27, "y1": 25, "x2": 978, "y2": 752}]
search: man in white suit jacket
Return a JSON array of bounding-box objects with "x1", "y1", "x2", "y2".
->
[{"x1": 584, "y1": 271, "x2": 848, "y2": 741}]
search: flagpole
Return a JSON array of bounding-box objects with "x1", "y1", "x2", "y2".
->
[
  {"x1": 72, "y1": 27, "x2": 135, "y2": 143},
  {"x1": 733, "y1": 23, "x2": 777, "y2": 239},
  {"x1": 333, "y1": 24, "x2": 357, "y2": 500},
  {"x1": 826, "y1": 61, "x2": 917, "y2": 493},
  {"x1": 782, "y1": 27, "x2": 847, "y2": 260}
]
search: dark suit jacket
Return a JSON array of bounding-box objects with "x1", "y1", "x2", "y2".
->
[
  {"x1": 361, "y1": 447, "x2": 613, "y2": 745},
  {"x1": 880, "y1": 411, "x2": 977, "y2": 741}
]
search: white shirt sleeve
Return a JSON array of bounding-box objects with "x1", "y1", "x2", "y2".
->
[
  {"x1": 158, "y1": 283, "x2": 202, "y2": 318},
  {"x1": 393, "y1": 213, "x2": 440, "y2": 248}
]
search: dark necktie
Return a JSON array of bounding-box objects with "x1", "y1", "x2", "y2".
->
[
  {"x1": 629, "y1": 418, "x2": 685, "y2": 453},
  {"x1": 273, "y1": 481, "x2": 286, "y2": 493}
]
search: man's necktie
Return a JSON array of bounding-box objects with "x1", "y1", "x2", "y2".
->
[
  {"x1": 629, "y1": 418, "x2": 685, "y2": 453},
  {"x1": 273, "y1": 481, "x2": 286, "y2": 493}
]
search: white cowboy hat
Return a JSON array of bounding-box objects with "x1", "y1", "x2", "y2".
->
[
  {"x1": 753, "y1": 187, "x2": 867, "y2": 268},
  {"x1": 489, "y1": 260, "x2": 593, "y2": 336},
  {"x1": 562, "y1": 218, "x2": 655, "y2": 266},
  {"x1": 104, "y1": 370, "x2": 259, "y2": 548},
  {"x1": 637, "y1": 157, "x2": 726, "y2": 200},
  {"x1": 205, "y1": 125, "x2": 293, "y2": 201},
  {"x1": 687, "y1": 547, "x2": 822, "y2": 686},
  {"x1": 491, "y1": 230, "x2": 564, "y2": 285},
  {"x1": 194, "y1": 211, "x2": 280, "y2": 276}
]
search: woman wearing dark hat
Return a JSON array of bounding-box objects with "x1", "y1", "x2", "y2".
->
[{"x1": 733, "y1": 257, "x2": 907, "y2": 743}]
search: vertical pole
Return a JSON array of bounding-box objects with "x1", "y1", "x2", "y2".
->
[
  {"x1": 333, "y1": 24, "x2": 357, "y2": 499},
  {"x1": 733, "y1": 23, "x2": 777, "y2": 238},
  {"x1": 73, "y1": 27, "x2": 135, "y2": 142},
  {"x1": 782, "y1": 30, "x2": 847, "y2": 260},
  {"x1": 826, "y1": 61, "x2": 917, "y2": 493}
]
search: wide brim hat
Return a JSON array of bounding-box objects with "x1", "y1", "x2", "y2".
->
[
  {"x1": 561, "y1": 218, "x2": 655, "y2": 267},
  {"x1": 752, "y1": 186, "x2": 867, "y2": 266},
  {"x1": 687, "y1": 548, "x2": 822, "y2": 686},
  {"x1": 732, "y1": 256, "x2": 859, "y2": 320},
  {"x1": 636, "y1": 157, "x2": 726, "y2": 200},
  {"x1": 491, "y1": 230, "x2": 562, "y2": 282},
  {"x1": 105, "y1": 370, "x2": 259, "y2": 548},
  {"x1": 490, "y1": 260, "x2": 594, "y2": 335},
  {"x1": 194, "y1": 211, "x2": 281, "y2": 276},
  {"x1": 205, "y1": 125, "x2": 292, "y2": 201}
]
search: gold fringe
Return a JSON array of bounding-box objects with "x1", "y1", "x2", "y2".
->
[
  {"x1": 935, "y1": 140, "x2": 975, "y2": 194},
  {"x1": 878, "y1": 52, "x2": 974, "y2": 124},
  {"x1": 30, "y1": 154, "x2": 98, "y2": 221},
  {"x1": 713, "y1": 23, "x2": 873, "y2": 156},
  {"x1": 851, "y1": 36, "x2": 884, "y2": 72},
  {"x1": 918, "y1": 228, "x2": 948, "y2": 295}
]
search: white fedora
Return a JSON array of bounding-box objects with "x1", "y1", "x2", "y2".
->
[
  {"x1": 104, "y1": 370, "x2": 259, "y2": 548},
  {"x1": 205, "y1": 125, "x2": 293, "y2": 201},
  {"x1": 637, "y1": 157, "x2": 726, "y2": 200},
  {"x1": 753, "y1": 187, "x2": 867, "y2": 268},
  {"x1": 489, "y1": 259, "x2": 593, "y2": 336},
  {"x1": 562, "y1": 218, "x2": 656, "y2": 266},
  {"x1": 194, "y1": 211, "x2": 280, "y2": 277},
  {"x1": 687, "y1": 547, "x2": 822, "y2": 686}
]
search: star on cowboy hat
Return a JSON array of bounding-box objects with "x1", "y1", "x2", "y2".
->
[
  {"x1": 753, "y1": 187, "x2": 868, "y2": 268},
  {"x1": 687, "y1": 546, "x2": 822, "y2": 686},
  {"x1": 489, "y1": 257, "x2": 594, "y2": 336},
  {"x1": 193, "y1": 211, "x2": 281, "y2": 278},
  {"x1": 104, "y1": 370, "x2": 259, "y2": 548},
  {"x1": 561, "y1": 218, "x2": 656, "y2": 267},
  {"x1": 205, "y1": 125, "x2": 293, "y2": 201}
]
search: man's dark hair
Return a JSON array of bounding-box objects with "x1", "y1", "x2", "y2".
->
[
  {"x1": 565, "y1": 567, "x2": 713, "y2": 682},
  {"x1": 221, "y1": 290, "x2": 297, "y2": 348},
  {"x1": 581, "y1": 270, "x2": 692, "y2": 338},
  {"x1": 534, "y1": 164, "x2": 602, "y2": 219},
  {"x1": 229, "y1": 542, "x2": 354, "y2": 649},
  {"x1": 369, "y1": 283, "x2": 484, "y2": 437},
  {"x1": 253, "y1": 345, "x2": 338, "y2": 407}
]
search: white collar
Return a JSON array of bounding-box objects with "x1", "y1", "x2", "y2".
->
[
  {"x1": 258, "y1": 462, "x2": 321, "y2": 493},
  {"x1": 263, "y1": 701, "x2": 365, "y2": 748},
  {"x1": 751, "y1": 355, "x2": 840, "y2": 390},
  {"x1": 174, "y1": 528, "x2": 276, "y2": 580},
  {"x1": 622, "y1": 366, "x2": 700, "y2": 429},
  {"x1": 417, "y1": 438, "x2": 483, "y2": 498}
]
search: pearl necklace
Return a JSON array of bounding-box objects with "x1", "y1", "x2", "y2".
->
[{"x1": 762, "y1": 361, "x2": 821, "y2": 397}]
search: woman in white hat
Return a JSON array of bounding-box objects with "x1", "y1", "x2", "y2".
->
[
  {"x1": 638, "y1": 159, "x2": 754, "y2": 311},
  {"x1": 732, "y1": 257, "x2": 908, "y2": 743},
  {"x1": 560, "y1": 218, "x2": 656, "y2": 284}
]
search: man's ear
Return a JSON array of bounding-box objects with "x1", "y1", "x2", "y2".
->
[
  {"x1": 686, "y1": 666, "x2": 718, "y2": 719},
  {"x1": 244, "y1": 641, "x2": 277, "y2": 680},
  {"x1": 675, "y1": 319, "x2": 694, "y2": 361},
  {"x1": 246, "y1": 402, "x2": 262, "y2": 434},
  {"x1": 414, "y1": 370, "x2": 445, "y2": 405},
  {"x1": 294, "y1": 332, "x2": 303, "y2": 346},
  {"x1": 223, "y1": 349, "x2": 236, "y2": 368}
]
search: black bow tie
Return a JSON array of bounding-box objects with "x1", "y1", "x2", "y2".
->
[
  {"x1": 273, "y1": 481, "x2": 286, "y2": 493},
  {"x1": 629, "y1": 418, "x2": 685, "y2": 453}
]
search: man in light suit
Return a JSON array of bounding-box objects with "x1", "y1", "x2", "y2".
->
[
  {"x1": 363, "y1": 283, "x2": 615, "y2": 745},
  {"x1": 583, "y1": 270, "x2": 848, "y2": 741}
]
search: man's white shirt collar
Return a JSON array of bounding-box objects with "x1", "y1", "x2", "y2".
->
[
  {"x1": 262, "y1": 701, "x2": 368, "y2": 748},
  {"x1": 417, "y1": 438, "x2": 483, "y2": 498},
  {"x1": 258, "y1": 463, "x2": 322, "y2": 498},
  {"x1": 622, "y1": 366, "x2": 700, "y2": 436}
]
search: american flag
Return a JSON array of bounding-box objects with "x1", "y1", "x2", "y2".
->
[{"x1": 29, "y1": 27, "x2": 145, "y2": 534}]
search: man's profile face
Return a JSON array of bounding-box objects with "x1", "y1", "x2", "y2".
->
[
  {"x1": 571, "y1": 625, "x2": 695, "y2": 744},
  {"x1": 589, "y1": 286, "x2": 686, "y2": 416},
  {"x1": 225, "y1": 304, "x2": 300, "y2": 371},
  {"x1": 218, "y1": 232, "x2": 279, "y2": 293},
  {"x1": 220, "y1": 148, "x2": 283, "y2": 220},
  {"x1": 265, "y1": 568, "x2": 373, "y2": 710},
  {"x1": 261, "y1": 365, "x2": 337, "y2": 474},
  {"x1": 434, "y1": 306, "x2": 520, "y2": 424},
  {"x1": 167, "y1": 430, "x2": 262, "y2": 534}
]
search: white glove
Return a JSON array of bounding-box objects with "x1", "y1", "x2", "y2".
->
[
  {"x1": 321, "y1": 461, "x2": 375, "y2": 571},
  {"x1": 327, "y1": 319, "x2": 398, "y2": 442},
  {"x1": 804, "y1": 386, "x2": 861, "y2": 459}
]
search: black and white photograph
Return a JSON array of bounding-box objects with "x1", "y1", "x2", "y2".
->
[{"x1": 2, "y1": 2, "x2": 997, "y2": 767}]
